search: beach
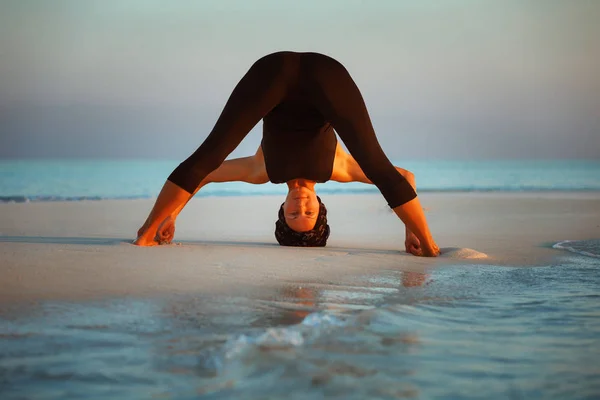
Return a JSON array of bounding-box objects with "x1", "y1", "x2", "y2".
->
[
  {"x1": 1, "y1": 192, "x2": 598, "y2": 303},
  {"x1": 2, "y1": 193, "x2": 600, "y2": 399}
]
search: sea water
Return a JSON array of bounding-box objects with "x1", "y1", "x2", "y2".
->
[
  {"x1": 0, "y1": 241, "x2": 599, "y2": 399},
  {"x1": 1, "y1": 159, "x2": 600, "y2": 201}
]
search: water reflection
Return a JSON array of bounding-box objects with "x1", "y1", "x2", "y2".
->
[
  {"x1": 401, "y1": 271, "x2": 429, "y2": 288},
  {"x1": 239, "y1": 271, "x2": 432, "y2": 329},
  {"x1": 256, "y1": 285, "x2": 319, "y2": 327}
]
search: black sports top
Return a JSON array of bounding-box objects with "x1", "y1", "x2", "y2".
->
[
  {"x1": 261, "y1": 96, "x2": 337, "y2": 183},
  {"x1": 168, "y1": 51, "x2": 416, "y2": 208}
]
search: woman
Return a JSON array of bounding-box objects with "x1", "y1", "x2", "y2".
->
[{"x1": 135, "y1": 51, "x2": 439, "y2": 256}]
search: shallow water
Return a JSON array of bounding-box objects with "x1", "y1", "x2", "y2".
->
[{"x1": 1, "y1": 242, "x2": 599, "y2": 399}]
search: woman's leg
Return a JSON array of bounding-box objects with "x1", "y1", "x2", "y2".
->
[
  {"x1": 306, "y1": 54, "x2": 438, "y2": 256},
  {"x1": 168, "y1": 52, "x2": 295, "y2": 193},
  {"x1": 135, "y1": 53, "x2": 294, "y2": 246}
]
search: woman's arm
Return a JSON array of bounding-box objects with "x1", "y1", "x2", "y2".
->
[
  {"x1": 203, "y1": 148, "x2": 268, "y2": 184},
  {"x1": 134, "y1": 152, "x2": 267, "y2": 246},
  {"x1": 333, "y1": 153, "x2": 437, "y2": 256},
  {"x1": 178, "y1": 151, "x2": 268, "y2": 212},
  {"x1": 331, "y1": 154, "x2": 436, "y2": 256},
  {"x1": 332, "y1": 155, "x2": 415, "y2": 189}
]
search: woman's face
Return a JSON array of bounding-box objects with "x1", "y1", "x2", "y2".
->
[{"x1": 283, "y1": 186, "x2": 320, "y2": 232}]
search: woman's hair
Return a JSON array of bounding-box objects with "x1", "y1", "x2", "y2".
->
[{"x1": 275, "y1": 196, "x2": 330, "y2": 247}]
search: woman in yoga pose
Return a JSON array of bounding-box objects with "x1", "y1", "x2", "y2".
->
[{"x1": 135, "y1": 51, "x2": 439, "y2": 256}]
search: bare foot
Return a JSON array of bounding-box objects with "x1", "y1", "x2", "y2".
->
[
  {"x1": 134, "y1": 216, "x2": 176, "y2": 246},
  {"x1": 422, "y1": 241, "x2": 440, "y2": 257},
  {"x1": 133, "y1": 235, "x2": 159, "y2": 246}
]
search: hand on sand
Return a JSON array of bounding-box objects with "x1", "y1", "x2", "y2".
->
[
  {"x1": 405, "y1": 233, "x2": 439, "y2": 257},
  {"x1": 405, "y1": 233, "x2": 422, "y2": 256},
  {"x1": 134, "y1": 216, "x2": 176, "y2": 246}
]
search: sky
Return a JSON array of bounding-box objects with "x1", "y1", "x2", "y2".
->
[{"x1": 1, "y1": 0, "x2": 599, "y2": 160}]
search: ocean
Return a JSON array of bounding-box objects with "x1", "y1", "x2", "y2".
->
[{"x1": 1, "y1": 159, "x2": 600, "y2": 202}]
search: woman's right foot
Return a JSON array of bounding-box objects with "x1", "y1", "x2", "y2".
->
[{"x1": 422, "y1": 241, "x2": 440, "y2": 257}]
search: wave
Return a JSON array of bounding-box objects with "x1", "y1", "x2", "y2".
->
[
  {"x1": 2, "y1": 187, "x2": 600, "y2": 203},
  {"x1": 553, "y1": 240, "x2": 600, "y2": 258},
  {"x1": 197, "y1": 312, "x2": 350, "y2": 374}
]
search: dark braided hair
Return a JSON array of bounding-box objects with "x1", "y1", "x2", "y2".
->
[{"x1": 275, "y1": 196, "x2": 330, "y2": 247}]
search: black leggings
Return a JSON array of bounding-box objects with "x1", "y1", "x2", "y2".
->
[{"x1": 168, "y1": 52, "x2": 416, "y2": 208}]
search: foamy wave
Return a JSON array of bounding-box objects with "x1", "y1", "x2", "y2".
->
[
  {"x1": 553, "y1": 240, "x2": 600, "y2": 258},
  {"x1": 196, "y1": 312, "x2": 349, "y2": 374},
  {"x1": 224, "y1": 312, "x2": 348, "y2": 355}
]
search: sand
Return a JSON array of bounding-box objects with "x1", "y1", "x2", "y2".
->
[{"x1": 1, "y1": 192, "x2": 599, "y2": 303}]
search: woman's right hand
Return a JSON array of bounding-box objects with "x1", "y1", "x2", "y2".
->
[{"x1": 134, "y1": 216, "x2": 176, "y2": 246}]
